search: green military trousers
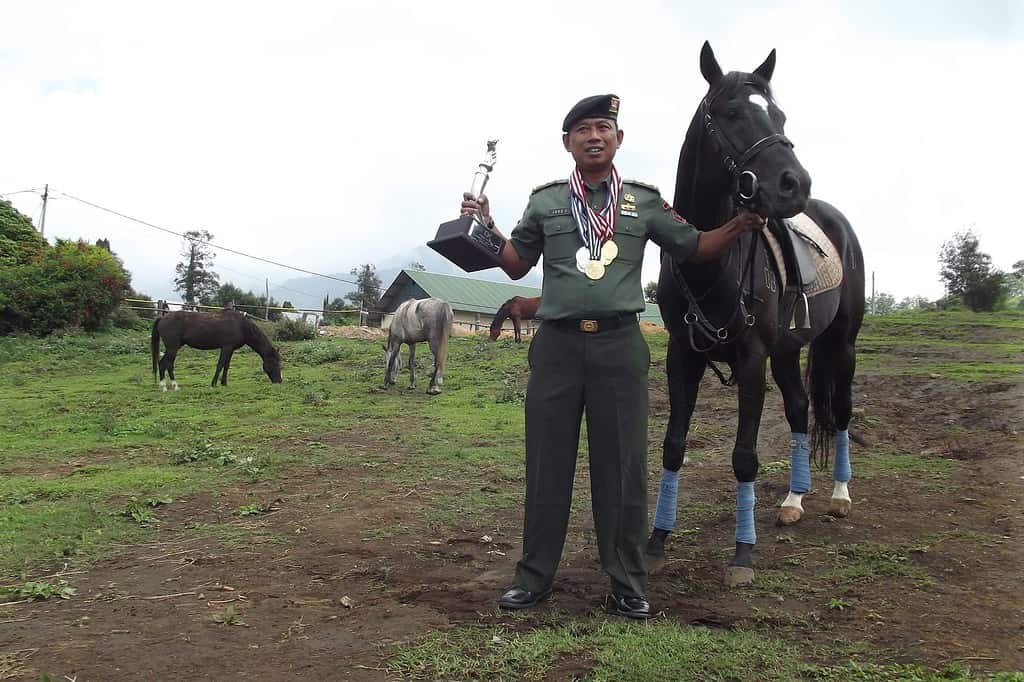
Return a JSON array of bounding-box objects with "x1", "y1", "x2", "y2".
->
[{"x1": 514, "y1": 319, "x2": 650, "y2": 599}]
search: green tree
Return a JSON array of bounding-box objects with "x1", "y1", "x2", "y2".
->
[
  {"x1": 643, "y1": 280, "x2": 658, "y2": 303},
  {"x1": 174, "y1": 230, "x2": 220, "y2": 305},
  {"x1": 1007, "y1": 260, "x2": 1024, "y2": 298},
  {"x1": 938, "y1": 231, "x2": 1006, "y2": 312},
  {"x1": 0, "y1": 198, "x2": 47, "y2": 266},
  {"x1": 896, "y1": 295, "x2": 932, "y2": 311},
  {"x1": 346, "y1": 264, "x2": 382, "y2": 309},
  {"x1": 870, "y1": 292, "x2": 896, "y2": 315},
  {"x1": 408, "y1": 261, "x2": 426, "y2": 271}
]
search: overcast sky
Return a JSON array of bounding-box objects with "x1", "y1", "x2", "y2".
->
[{"x1": 2, "y1": 0, "x2": 1021, "y2": 303}]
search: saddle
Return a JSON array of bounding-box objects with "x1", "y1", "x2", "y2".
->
[{"x1": 761, "y1": 213, "x2": 843, "y2": 329}]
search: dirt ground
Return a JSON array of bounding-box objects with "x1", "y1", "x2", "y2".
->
[{"x1": 2, "y1": 335, "x2": 1022, "y2": 681}]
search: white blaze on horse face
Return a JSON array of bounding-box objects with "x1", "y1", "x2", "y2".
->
[{"x1": 748, "y1": 93, "x2": 770, "y2": 112}]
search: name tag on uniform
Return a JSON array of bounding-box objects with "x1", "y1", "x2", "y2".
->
[
  {"x1": 620, "y1": 202, "x2": 638, "y2": 218},
  {"x1": 548, "y1": 208, "x2": 570, "y2": 216}
]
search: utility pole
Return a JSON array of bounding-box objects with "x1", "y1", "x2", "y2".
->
[
  {"x1": 265, "y1": 278, "x2": 270, "y2": 321},
  {"x1": 870, "y1": 271, "x2": 876, "y2": 315},
  {"x1": 39, "y1": 184, "x2": 49, "y2": 237}
]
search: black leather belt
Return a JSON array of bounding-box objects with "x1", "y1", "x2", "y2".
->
[{"x1": 545, "y1": 314, "x2": 638, "y2": 333}]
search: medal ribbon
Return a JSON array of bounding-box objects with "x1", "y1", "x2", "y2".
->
[{"x1": 569, "y1": 165, "x2": 622, "y2": 260}]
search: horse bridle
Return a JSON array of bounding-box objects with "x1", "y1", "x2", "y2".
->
[
  {"x1": 701, "y1": 82, "x2": 793, "y2": 207},
  {"x1": 671, "y1": 82, "x2": 793, "y2": 382}
]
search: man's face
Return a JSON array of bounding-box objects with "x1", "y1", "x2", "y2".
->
[{"x1": 563, "y1": 118, "x2": 623, "y2": 173}]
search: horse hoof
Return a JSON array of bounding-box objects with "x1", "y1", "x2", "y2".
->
[
  {"x1": 647, "y1": 553, "x2": 667, "y2": 575},
  {"x1": 828, "y1": 498, "x2": 851, "y2": 517},
  {"x1": 724, "y1": 565, "x2": 755, "y2": 587},
  {"x1": 426, "y1": 388, "x2": 441, "y2": 396},
  {"x1": 776, "y1": 506, "x2": 803, "y2": 526}
]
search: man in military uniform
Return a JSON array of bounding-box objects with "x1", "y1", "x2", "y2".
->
[{"x1": 460, "y1": 94, "x2": 765, "y2": 619}]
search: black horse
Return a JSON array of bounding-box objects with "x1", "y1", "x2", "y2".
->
[
  {"x1": 646, "y1": 42, "x2": 865, "y2": 585},
  {"x1": 151, "y1": 311, "x2": 283, "y2": 389}
]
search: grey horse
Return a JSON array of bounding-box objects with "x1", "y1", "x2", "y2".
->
[{"x1": 383, "y1": 297, "x2": 453, "y2": 395}]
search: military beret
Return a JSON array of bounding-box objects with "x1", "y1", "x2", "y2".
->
[{"x1": 562, "y1": 94, "x2": 620, "y2": 132}]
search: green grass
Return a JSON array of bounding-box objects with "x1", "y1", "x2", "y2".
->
[
  {"x1": 387, "y1": 620, "x2": 1019, "y2": 681},
  {"x1": 0, "y1": 328, "x2": 536, "y2": 579},
  {"x1": 856, "y1": 446, "x2": 960, "y2": 484}
]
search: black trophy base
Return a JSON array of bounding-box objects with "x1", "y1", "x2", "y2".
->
[{"x1": 427, "y1": 215, "x2": 505, "y2": 272}]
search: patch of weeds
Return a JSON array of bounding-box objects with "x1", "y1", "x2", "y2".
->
[
  {"x1": 233, "y1": 500, "x2": 280, "y2": 517},
  {"x1": 826, "y1": 542, "x2": 935, "y2": 588},
  {"x1": 117, "y1": 497, "x2": 162, "y2": 524},
  {"x1": 827, "y1": 596, "x2": 852, "y2": 611},
  {"x1": 495, "y1": 370, "x2": 527, "y2": 405},
  {"x1": 303, "y1": 390, "x2": 328, "y2": 406},
  {"x1": 8, "y1": 373, "x2": 26, "y2": 387},
  {"x1": 761, "y1": 460, "x2": 789, "y2": 475},
  {"x1": 1, "y1": 579, "x2": 76, "y2": 601},
  {"x1": 210, "y1": 605, "x2": 247, "y2": 626},
  {"x1": 174, "y1": 438, "x2": 236, "y2": 466}
]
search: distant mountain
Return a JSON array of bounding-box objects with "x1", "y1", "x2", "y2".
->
[{"x1": 271, "y1": 244, "x2": 542, "y2": 311}]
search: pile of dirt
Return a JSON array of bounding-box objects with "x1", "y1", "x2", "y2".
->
[{"x1": 317, "y1": 325, "x2": 387, "y2": 340}]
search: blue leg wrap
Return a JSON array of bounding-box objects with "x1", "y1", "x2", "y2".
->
[
  {"x1": 789, "y1": 432, "x2": 811, "y2": 493},
  {"x1": 653, "y1": 468, "x2": 680, "y2": 531},
  {"x1": 834, "y1": 429, "x2": 852, "y2": 482},
  {"x1": 735, "y1": 481, "x2": 756, "y2": 545}
]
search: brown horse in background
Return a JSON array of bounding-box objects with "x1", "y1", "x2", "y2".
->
[
  {"x1": 489, "y1": 296, "x2": 541, "y2": 342},
  {"x1": 151, "y1": 311, "x2": 282, "y2": 390}
]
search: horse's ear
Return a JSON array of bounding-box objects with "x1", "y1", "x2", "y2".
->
[
  {"x1": 754, "y1": 48, "x2": 776, "y2": 82},
  {"x1": 700, "y1": 41, "x2": 723, "y2": 87}
]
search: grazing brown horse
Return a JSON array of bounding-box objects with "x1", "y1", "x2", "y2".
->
[
  {"x1": 151, "y1": 311, "x2": 282, "y2": 390},
  {"x1": 489, "y1": 296, "x2": 541, "y2": 342}
]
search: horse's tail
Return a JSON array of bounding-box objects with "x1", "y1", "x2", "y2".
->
[
  {"x1": 435, "y1": 302, "x2": 453, "y2": 370},
  {"x1": 150, "y1": 318, "x2": 162, "y2": 380},
  {"x1": 490, "y1": 298, "x2": 514, "y2": 339},
  {"x1": 806, "y1": 322, "x2": 847, "y2": 468}
]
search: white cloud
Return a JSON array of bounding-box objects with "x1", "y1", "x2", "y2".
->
[{"x1": 2, "y1": 0, "x2": 1020, "y2": 303}]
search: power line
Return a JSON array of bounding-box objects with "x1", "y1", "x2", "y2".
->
[
  {"x1": 0, "y1": 188, "x2": 41, "y2": 198},
  {"x1": 54, "y1": 189, "x2": 359, "y2": 286}
]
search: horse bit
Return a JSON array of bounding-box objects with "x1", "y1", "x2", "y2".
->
[{"x1": 674, "y1": 82, "x2": 794, "y2": 373}]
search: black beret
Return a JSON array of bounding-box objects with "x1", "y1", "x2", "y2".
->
[{"x1": 562, "y1": 94, "x2": 620, "y2": 132}]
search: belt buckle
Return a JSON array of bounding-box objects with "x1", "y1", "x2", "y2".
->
[{"x1": 579, "y1": 319, "x2": 599, "y2": 333}]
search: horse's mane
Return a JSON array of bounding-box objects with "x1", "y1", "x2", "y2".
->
[
  {"x1": 674, "y1": 71, "x2": 774, "y2": 230},
  {"x1": 491, "y1": 299, "x2": 515, "y2": 334}
]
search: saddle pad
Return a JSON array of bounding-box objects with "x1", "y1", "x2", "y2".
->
[{"x1": 761, "y1": 212, "x2": 843, "y2": 298}]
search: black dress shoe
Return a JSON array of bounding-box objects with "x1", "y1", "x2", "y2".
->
[
  {"x1": 608, "y1": 593, "x2": 651, "y2": 620},
  {"x1": 498, "y1": 586, "x2": 552, "y2": 610}
]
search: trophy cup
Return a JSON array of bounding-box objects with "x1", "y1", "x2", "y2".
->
[{"x1": 427, "y1": 139, "x2": 507, "y2": 272}]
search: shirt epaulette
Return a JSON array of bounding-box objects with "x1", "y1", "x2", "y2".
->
[
  {"x1": 531, "y1": 179, "x2": 568, "y2": 194},
  {"x1": 624, "y1": 179, "x2": 660, "y2": 193}
]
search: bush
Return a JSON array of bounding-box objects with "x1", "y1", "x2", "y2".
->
[
  {"x1": 0, "y1": 239, "x2": 130, "y2": 336},
  {"x1": 110, "y1": 306, "x2": 146, "y2": 330},
  {"x1": 273, "y1": 317, "x2": 317, "y2": 341}
]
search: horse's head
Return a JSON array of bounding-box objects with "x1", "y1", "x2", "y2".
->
[
  {"x1": 694, "y1": 41, "x2": 811, "y2": 219},
  {"x1": 263, "y1": 346, "x2": 283, "y2": 383}
]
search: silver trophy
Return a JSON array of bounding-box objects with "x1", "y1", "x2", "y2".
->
[
  {"x1": 427, "y1": 139, "x2": 507, "y2": 272},
  {"x1": 468, "y1": 139, "x2": 499, "y2": 226}
]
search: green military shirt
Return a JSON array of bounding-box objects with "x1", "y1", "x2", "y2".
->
[{"x1": 508, "y1": 177, "x2": 699, "y2": 319}]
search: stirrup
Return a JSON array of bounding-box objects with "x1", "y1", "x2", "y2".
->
[{"x1": 789, "y1": 292, "x2": 811, "y2": 330}]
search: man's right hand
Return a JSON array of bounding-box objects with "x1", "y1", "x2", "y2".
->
[
  {"x1": 729, "y1": 210, "x2": 767, "y2": 233},
  {"x1": 461, "y1": 192, "x2": 491, "y2": 225}
]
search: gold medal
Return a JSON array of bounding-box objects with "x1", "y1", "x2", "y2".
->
[
  {"x1": 585, "y1": 259, "x2": 605, "y2": 280},
  {"x1": 601, "y1": 240, "x2": 618, "y2": 265}
]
